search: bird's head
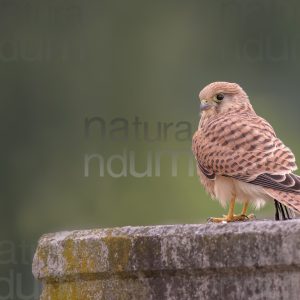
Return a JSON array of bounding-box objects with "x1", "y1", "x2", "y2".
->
[{"x1": 198, "y1": 82, "x2": 251, "y2": 116}]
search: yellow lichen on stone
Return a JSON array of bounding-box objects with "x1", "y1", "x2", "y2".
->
[
  {"x1": 102, "y1": 235, "x2": 132, "y2": 272},
  {"x1": 35, "y1": 245, "x2": 50, "y2": 278},
  {"x1": 62, "y1": 239, "x2": 77, "y2": 273},
  {"x1": 42, "y1": 282, "x2": 78, "y2": 300},
  {"x1": 62, "y1": 239, "x2": 96, "y2": 274},
  {"x1": 41, "y1": 281, "x2": 103, "y2": 300}
]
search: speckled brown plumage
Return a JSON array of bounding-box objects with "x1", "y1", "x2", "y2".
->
[{"x1": 193, "y1": 82, "x2": 300, "y2": 216}]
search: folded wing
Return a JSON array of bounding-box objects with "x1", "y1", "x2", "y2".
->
[{"x1": 193, "y1": 113, "x2": 297, "y2": 186}]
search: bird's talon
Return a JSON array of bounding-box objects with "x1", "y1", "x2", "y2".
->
[
  {"x1": 207, "y1": 214, "x2": 255, "y2": 223},
  {"x1": 247, "y1": 213, "x2": 256, "y2": 220},
  {"x1": 240, "y1": 214, "x2": 249, "y2": 219}
]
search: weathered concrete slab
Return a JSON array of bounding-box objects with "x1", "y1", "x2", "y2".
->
[{"x1": 33, "y1": 220, "x2": 300, "y2": 299}]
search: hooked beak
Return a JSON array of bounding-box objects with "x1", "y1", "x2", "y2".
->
[{"x1": 200, "y1": 100, "x2": 212, "y2": 113}]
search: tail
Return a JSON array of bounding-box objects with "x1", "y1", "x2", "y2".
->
[
  {"x1": 263, "y1": 187, "x2": 300, "y2": 218},
  {"x1": 274, "y1": 199, "x2": 295, "y2": 220}
]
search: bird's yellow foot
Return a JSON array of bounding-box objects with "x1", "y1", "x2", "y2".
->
[{"x1": 207, "y1": 214, "x2": 255, "y2": 223}]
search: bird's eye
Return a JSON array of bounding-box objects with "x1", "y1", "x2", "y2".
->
[{"x1": 216, "y1": 93, "x2": 224, "y2": 101}]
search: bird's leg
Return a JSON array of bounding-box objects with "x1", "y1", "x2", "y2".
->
[
  {"x1": 208, "y1": 195, "x2": 236, "y2": 223},
  {"x1": 208, "y1": 198, "x2": 255, "y2": 223},
  {"x1": 241, "y1": 201, "x2": 248, "y2": 215},
  {"x1": 230, "y1": 200, "x2": 255, "y2": 221},
  {"x1": 227, "y1": 195, "x2": 235, "y2": 221}
]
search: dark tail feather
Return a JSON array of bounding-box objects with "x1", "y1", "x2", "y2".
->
[
  {"x1": 274, "y1": 199, "x2": 294, "y2": 220},
  {"x1": 274, "y1": 200, "x2": 280, "y2": 220}
]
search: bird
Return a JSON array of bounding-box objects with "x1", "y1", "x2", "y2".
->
[{"x1": 192, "y1": 82, "x2": 299, "y2": 222}]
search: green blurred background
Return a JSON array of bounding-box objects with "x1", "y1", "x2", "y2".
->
[{"x1": 1, "y1": 0, "x2": 300, "y2": 298}]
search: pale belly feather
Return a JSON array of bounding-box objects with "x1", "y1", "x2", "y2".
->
[
  {"x1": 198, "y1": 169, "x2": 272, "y2": 209},
  {"x1": 214, "y1": 175, "x2": 272, "y2": 209}
]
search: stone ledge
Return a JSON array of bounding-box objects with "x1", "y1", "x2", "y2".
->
[{"x1": 33, "y1": 220, "x2": 300, "y2": 299}]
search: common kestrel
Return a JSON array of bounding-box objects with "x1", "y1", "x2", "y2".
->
[{"x1": 192, "y1": 82, "x2": 300, "y2": 222}]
